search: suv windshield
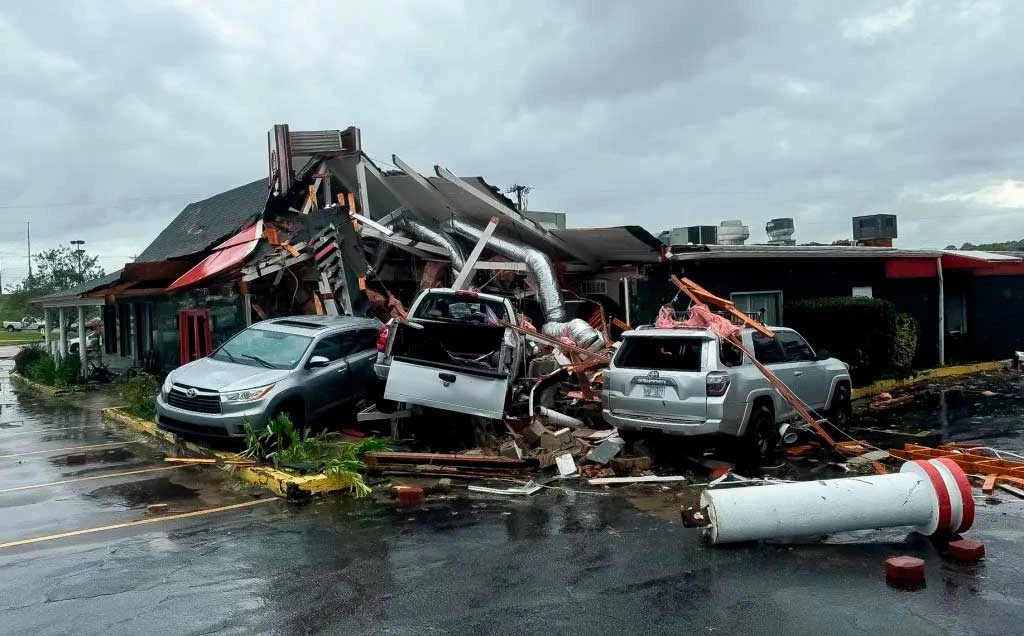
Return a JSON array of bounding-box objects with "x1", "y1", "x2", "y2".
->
[
  {"x1": 210, "y1": 328, "x2": 313, "y2": 369},
  {"x1": 615, "y1": 336, "x2": 705, "y2": 371},
  {"x1": 413, "y1": 294, "x2": 510, "y2": 324}
]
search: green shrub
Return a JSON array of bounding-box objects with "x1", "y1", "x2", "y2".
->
[
  {"x1": 14, "y1": 345, "x2": 46, "y2": 376},
  {"x1": 122, "y1": 373, "x2": 159, "y2": 420},
  {"x1": 892, "y1": 313, "x2": 918, "y2": 369},
  {"x1": 784, "y1": 297, "x2": 918, "y2": 385},
  {"x1": 240, "y1": 414, "x2": 390, "y2": 497},
  {"x1": 16, "y1": 346, "x2": 80, "y2": 388}
]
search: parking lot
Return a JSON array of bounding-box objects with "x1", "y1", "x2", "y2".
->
[{"x1": 2, "y1": 343, "x2": 1024, "y2": 635}]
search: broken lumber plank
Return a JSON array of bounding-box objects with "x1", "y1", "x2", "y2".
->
[
  {"x1": 163, "y1": 457, "x2": 256, "y2": 466},
  {"x1": 982, "y1": 474, "x2": 998, "y2": 494},
  {"x1": 587, "y1": 475, "x2": 687, "y2": 485},
  {"x1": 364, "y1": 451, "x2": 535, "y2": 469}
]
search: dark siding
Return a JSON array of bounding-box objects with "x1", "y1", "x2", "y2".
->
[
  {"x1": 967, "y1": 275, "x2": 1024, "y2": 360},
  {"x1": 635, "y1": 257, "x2": 942, "y2": 367}
]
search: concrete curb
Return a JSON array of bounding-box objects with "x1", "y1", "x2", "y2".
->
[
  {"x1": 101, "y1": 407, "x2": 360, "y2": 497},
  {"x1": 9, "y1": 371, "x2": 72, "y2": 397},
  {"x1": 852, "y1": 360, "x2": 1006, "y2": 400}
]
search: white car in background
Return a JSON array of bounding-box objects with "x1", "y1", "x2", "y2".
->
[{"x1": 3, "y1": 317, "x2": 44, "y2": 333}]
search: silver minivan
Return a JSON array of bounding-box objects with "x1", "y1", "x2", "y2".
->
[{"x1": 156, "y1": 315, "x2": 381, "y2": 438}]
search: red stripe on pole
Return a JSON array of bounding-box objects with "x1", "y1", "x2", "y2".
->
[
  {"x1": 915, "y1": 459, "x2": 952, "y2": 535},
  {"x1": 933, "y1": 458, "x2": 975, "y2": 533}
]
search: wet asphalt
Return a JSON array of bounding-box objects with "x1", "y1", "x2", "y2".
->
[{"x1": 1, "y1": 346, "x2": 1023, "y2": 636}]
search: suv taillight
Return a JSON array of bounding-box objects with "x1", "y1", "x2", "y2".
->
[
  {"x1": 706, "y1": 371, "x2": 730, "y2": 397},
  {"x1": 376, "y1": 324, "x2": 390, "y2": 352}
]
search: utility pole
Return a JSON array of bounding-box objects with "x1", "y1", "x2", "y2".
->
[
  {"x1": 26, "y1": 221, "x2": 32, "y2": 280},
  {"x1": 505, "y1": 184, "x2": 532, "y2": 211}
]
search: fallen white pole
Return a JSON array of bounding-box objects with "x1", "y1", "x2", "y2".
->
[{"x1": 684, "y1": 458, "x2": 975, "y2": 544}]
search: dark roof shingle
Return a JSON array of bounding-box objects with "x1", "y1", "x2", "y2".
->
[{"x1": 136, "y1": 178, "x2": 268, "y2": 262}]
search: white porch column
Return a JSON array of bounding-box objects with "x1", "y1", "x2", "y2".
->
[
  {"x1": 43, "y1": 310, "x2": 51, "y2": 354},
  {"x1": 77, "y1": 306, "x2": 87, "y2": 377},
  {"x1": 57, "y1": 307, "x2": 67, "y2": 360}
]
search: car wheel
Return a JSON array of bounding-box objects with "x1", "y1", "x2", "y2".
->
[
  {"x1": 5, "y1": 326, "x2": 14, "y2": 332},
  {"x1": 743, "y1": 404, "x2": 778, "y2": 462},
  {"x1": 828, "y1": 383, "x2": 853, "y2": 428}
]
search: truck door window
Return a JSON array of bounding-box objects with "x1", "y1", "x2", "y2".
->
[
  {"x1": 719, "y1": 340, "x2": 744, "y2": 367},
  {"x1": 777, "y1": 331, "x2": 815, "y2": 362},
  {"x1": 615, "y1": 337, "x2": 704, "y2": 371},
  {"x1": 751, "y1": 333, "x2": 785, "y2": 364},
  {"x1": 311, "y1": 334, "x2": 345, "y2": 362},
  {"x1": 414, "y1": 294, "x2": 508, "y2": 323}
]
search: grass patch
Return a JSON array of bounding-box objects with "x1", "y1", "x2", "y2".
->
[
  {"x1": 242, "y1": 414, "x2": 389, "y2": 497},
  {"x1": 0, "y1": 331, "x2": 44, "y2": 344}
]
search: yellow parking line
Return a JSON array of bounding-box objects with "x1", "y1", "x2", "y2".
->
[
  {"x1": 0, "y1": 498, "x2": 280, "y2": 550},
  {"x1": 0, "y1": 465, "x2": 190, "y2": 494},
  {"x1": 0, "y1": 441, "x2": 138, "y2": 459}
]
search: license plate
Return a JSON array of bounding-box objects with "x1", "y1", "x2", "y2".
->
[{"x1": 643, "y1": 386, "x2": 665, "y2": 398}]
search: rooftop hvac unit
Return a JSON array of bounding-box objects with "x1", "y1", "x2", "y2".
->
[
  {"x1": 766, "y1": 217, "x2": 796, "y2": 246},
  {"x1": 668, "y1": 225, "x2": 718, "y2": 246},
  {"x1": 717, "y1": 220, "x2": 749, "y2": 245},
  {"x1": 852, "y1": 214, "x2": 898, "y2": 241}
]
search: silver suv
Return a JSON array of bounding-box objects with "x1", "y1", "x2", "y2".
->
[
  {"x1": 156, "y1": 315, "x2": 381, "y2": 438},
  {"x1": 601, "y1": 326, "x2": 851, "y2": 458}
]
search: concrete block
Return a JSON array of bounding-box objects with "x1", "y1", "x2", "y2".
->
[
  {"x1": 395, "y1": 486, "x2": 425, "y2": 505},
  {"x1": 147, "y1": 503, "x2": 169, "y2": 515},
  {"x1": 885, "y1": 556, "x2": 925, "y2": 587}
]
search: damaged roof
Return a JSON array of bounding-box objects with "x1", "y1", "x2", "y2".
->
[
  {"x1": 136, "y1": 178, "x2": 269, "y2": 262},
  {"x1": 32, "y1": 270, "x2": 124, "y2": 304}
]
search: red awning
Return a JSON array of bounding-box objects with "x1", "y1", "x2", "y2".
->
[{"x1": 168, "y1": 221, "x2": 263, "y2": 290}]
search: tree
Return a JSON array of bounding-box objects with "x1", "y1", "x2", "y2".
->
[{"x1": 1, "y1": 246, "x2": 105, "y2": 320}]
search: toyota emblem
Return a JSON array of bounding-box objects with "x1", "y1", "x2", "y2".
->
[
  {"x1": 646, "y1": 370, "x2": 660, "y2": 379},
  {"x1": 185, "y1": 388, "x2": 197, "y2": 399}
]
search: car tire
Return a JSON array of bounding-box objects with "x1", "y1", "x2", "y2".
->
[
  {"x1": 5, "y1": 326, "x2": 14, "y2": 333},
  {"x1": 616, "y1": 428, "x2": 642, "y2": 448},
  {"x1": 828, "y1": 383, "x2": 853, "y2": 429},
  {"x1": 743, "y1": 403, "x2": 778, "y2": 462}
]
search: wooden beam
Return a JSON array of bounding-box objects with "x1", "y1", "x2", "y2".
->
[{"x1": 452, "y1": 216, "x2": 499, "y2": 290}]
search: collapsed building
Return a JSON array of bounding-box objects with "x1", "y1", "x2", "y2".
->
[{"x1": 34, "y1": 124, "x2": 663, "y2": 379}]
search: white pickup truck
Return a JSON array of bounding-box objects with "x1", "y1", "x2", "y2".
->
[
  {"x1": 3, "y1": 317, "x2": 44, "y2": 333},
  {"x1": 374, "y1": 288, "x2": 526, "y2": 419}
]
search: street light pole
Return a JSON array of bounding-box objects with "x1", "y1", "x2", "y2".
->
[{"x1": 70, "y1": 240, "x2": 85, "y2": 279}]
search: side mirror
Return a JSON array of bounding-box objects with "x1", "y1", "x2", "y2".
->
[
  {"x1": 816, "y1": 349, "x2": 831, "y2": 361},
  {"x1": 307, "y1": 355, "x2": 330, "y2": 369}
]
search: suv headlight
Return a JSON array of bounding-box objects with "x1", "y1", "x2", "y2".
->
[
  {"x1": 161, "y1": 376, "x2": 174, "y2": 398},
  {"x1": 221, "y1": 385, "x2": 275, "y2": 403}
]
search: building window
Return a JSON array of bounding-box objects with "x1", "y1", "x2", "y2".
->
[
  {"x1": 852, "y1": 286, "x2": 873, "y2": 298},
  {"x1": 730, "y1": 291, "x2": 783, "y2": 326}
]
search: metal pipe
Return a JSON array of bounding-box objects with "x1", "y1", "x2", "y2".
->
[
  {"x1": 937, "y1": 256, "x2": 945, "y2": 366},
  {"x1": 395, "y1": 217, "x2": 466, "y2": 271},
  {"x1": 534, "y1": 406, "x2": 586, "y2": 429},
  {"x1": 444, "y1": 218, "x2": 567, "y2": 322}
]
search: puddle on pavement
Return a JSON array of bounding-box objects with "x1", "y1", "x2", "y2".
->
[
  {"x1": 49, "y1": 446, "x2": 142, "y2": 467},
  {"x1": 86, "y1": 477, "x2": 199, "y2": 507}
]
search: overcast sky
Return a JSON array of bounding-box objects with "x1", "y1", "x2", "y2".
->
[{"x1": 3, "y1": 0, "x2": 1024, "y2": 284}]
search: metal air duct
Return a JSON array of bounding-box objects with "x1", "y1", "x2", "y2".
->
[
  {"x1": 395, "y1": 216, "x2": 467, "y2": 271},
  {"x1": 443, "y1": 218, "x2": 567, "y2": 322}
]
